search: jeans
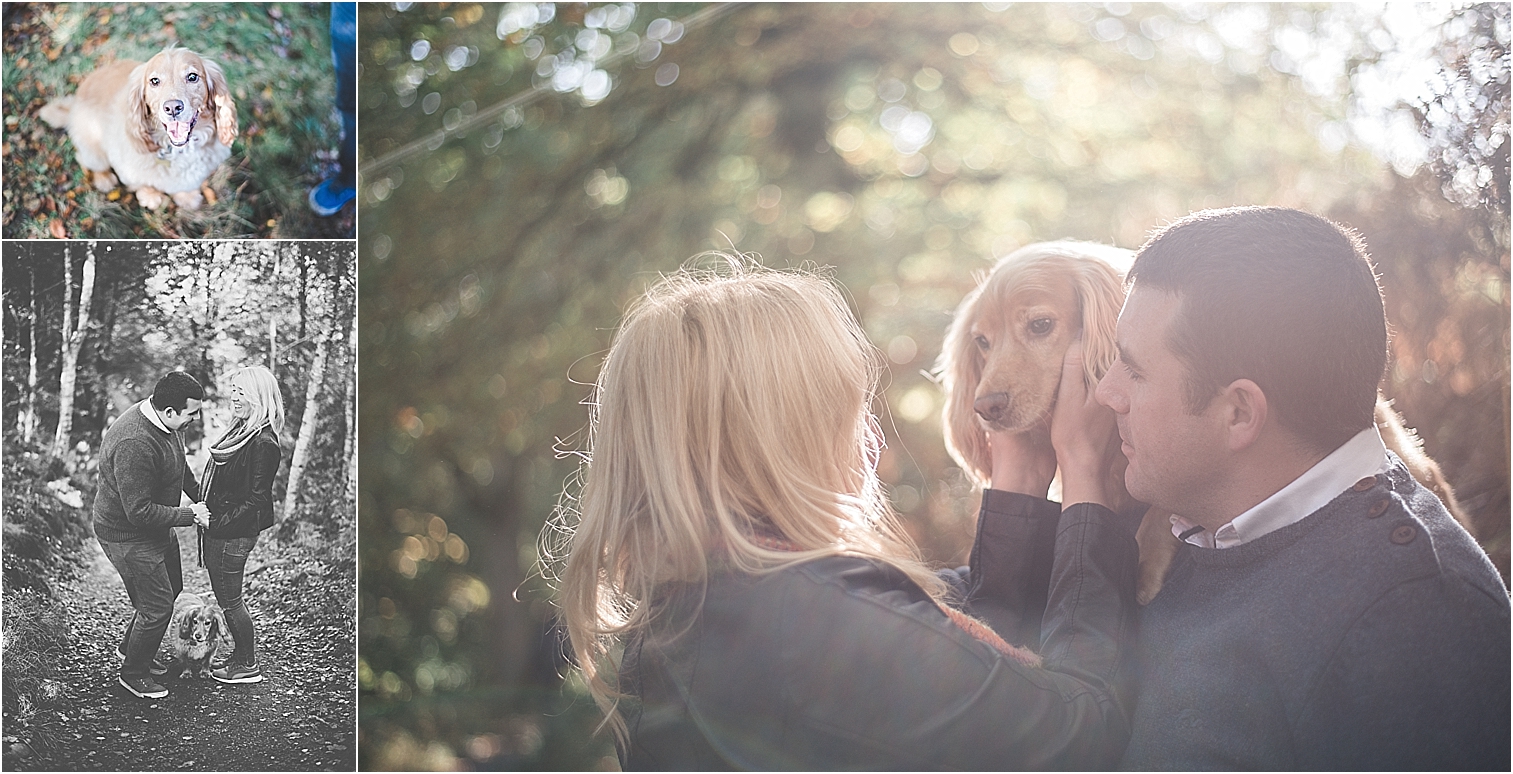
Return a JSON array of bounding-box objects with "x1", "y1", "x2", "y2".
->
[
  {"x1": 330, "y1": 2, "x2": 355, "y2": 188},
  {"x1": 204, "y1": 534, "x2": 259, "y2": 666},
  {"x1": 99, "y1": 532, "x2": 183, "y2": 677}
]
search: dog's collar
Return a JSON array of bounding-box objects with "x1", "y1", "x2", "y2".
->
[{"x1": 156, "y1": 140, "x2": 200, "y2": 159}]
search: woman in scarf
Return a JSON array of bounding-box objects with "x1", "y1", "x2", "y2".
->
[{"x1": 201, "y1": 365, "x2": 284, "y2": 684}]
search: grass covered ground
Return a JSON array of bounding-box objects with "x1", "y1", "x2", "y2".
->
[{"x1": 2, "y1": 3, "x2": 353, "y2": 238}]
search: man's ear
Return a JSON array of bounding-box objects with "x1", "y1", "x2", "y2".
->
[{"x1": 1221, "y1": 378, "x2": 1267, "y2": 452}]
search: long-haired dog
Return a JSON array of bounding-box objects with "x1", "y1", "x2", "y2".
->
[
  {"x1": 38, "y1": 44, "x2": 237, "y2": 211},
  {"x1": 169, "y1": 593, "x2": 226, "y2": 678},
  {"x1": 940, "y1": 241, "x2": 1471, "y2": 604}
]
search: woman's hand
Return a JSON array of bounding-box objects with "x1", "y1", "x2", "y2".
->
[
  {"x1": 191, "y1": 502, "x2": 211, "y2": 529},
  {"x1": 1051, "y1": 338, "x2": 1120, "y2": 511},
  {"x1": 988, "y1": 425, "x2": 1057, "y2": 498}
]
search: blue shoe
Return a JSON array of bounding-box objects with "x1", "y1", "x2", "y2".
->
[{"x1": 308, "y1": 178, "x2": 355, "y2": 216}]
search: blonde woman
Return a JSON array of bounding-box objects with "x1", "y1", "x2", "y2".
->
[
  {"x1": 552, "y1": 261, "x2": 1139, "y2": 769},
  {"x1": 200, "y1": 365, "x2": 284, "y2": 684}
]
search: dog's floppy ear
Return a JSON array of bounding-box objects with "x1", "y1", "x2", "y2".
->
[
  {"x1": 1076, "y1": 258, "x2": 1126, "y2": 389},
  {"x1": 202, "y1": 57, "x2": 238, "y2": 147},
  {"x1": 176, "y1": 608, "x2": 193, "y2": 640},
  {"x1": 126, "y1": 61, "x2": 158, "y2": 153},
  {"x1": 938, "y1": 285, "x2": 993, "y2": 487},
  {"x1": 211, "y1": 607, "x2": 228, "y2": 639}
]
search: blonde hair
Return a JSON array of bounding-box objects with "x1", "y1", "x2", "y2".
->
[
  {"x1": 227, "y1": 365, "x2": 285, "y2": 437},
  {"x1": 549, "y1": 258, "x2": 946, "y2": 743}
]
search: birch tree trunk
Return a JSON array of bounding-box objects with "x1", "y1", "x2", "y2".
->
[
  {"x1": 282, "y1": 332, "x2": 328, "y2": 519},
  {"x1": 342, "y1": 302, "x2": 357, "y2": 503},
  {"x1": 91, "y1": 266, "x2": 122, "y2": 456},
  {"x1": 50, "y1": 242, "x2": 97, "y2": 463},
  {"x1": 298, "y1": 254, "x2": 308, "y2": 341},
  {"x1": 23, "y1": 264, "x2": 39, "y2": 443},
  {"x1": 269, "y1": 245, "x2": 282, "y2": 379}
]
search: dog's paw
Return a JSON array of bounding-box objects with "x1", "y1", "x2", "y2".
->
[
  {"x1": 135, "y1": 187, "x2": 169, "y2": 209},
  {"x1": 1136, "y1": 572, "x2": 1166, "y2": 606},
  {"x1": 90, "y1": 170, "x2": 119, "y2": 193},
  {"x1": 1134, "y1": 508, "x2": 1181, "y2": 606},
  {"x1": 172, "y1": 189, "x2": 205, "y2": 210}
]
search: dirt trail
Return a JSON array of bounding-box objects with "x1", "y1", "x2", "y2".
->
[{"x1": 4, "y1": 526, "x2": 354, "y2": 771}]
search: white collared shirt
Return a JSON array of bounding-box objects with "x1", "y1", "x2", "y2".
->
[
  {"x1": 1171, "y1": 425, "x2": 1390, "y2": 549},
  {"x1": 138, "y1": 399, "x2": 170, "y2": 434}
]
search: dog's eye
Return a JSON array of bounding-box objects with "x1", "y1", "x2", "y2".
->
[
  {"x1": 149, "y1": 76, "x2": 161, "y2": 86},
  {"x1": 1028, "y1": 318, "x2": 1055, "y2": 336},
  {"x1": 974, "y1": 334, "x2": 990, "y2": 351},
  {"x1": 186, "y1": 72, "x2": 199, "y2": 82}
]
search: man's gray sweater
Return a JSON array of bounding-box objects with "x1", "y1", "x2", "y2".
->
[
  {"x1": 92, "y1": 403, "x2": 199, "y2": 543},
  {"x1": 1122, "y1": 455, "x2": 1510, "y2": 770}
]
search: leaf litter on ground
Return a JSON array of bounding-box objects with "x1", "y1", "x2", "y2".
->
[{"x1": 4, "y1": 521, "x2": 355, "y2": 772}]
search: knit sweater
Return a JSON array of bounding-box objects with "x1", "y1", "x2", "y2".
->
[
  {"x1": 1121, "y1": 454, "x2": 1511, "y2": 770},
  {"x1": 92, "y1": 403, "x2": 200, "y2": 543}
]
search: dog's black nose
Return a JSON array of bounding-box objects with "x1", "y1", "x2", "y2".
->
[
  {"x1": 974, "y1": 392, "x2": 1011, "y2": 423},
  {"x1": 164, "y1": 99, "x2": 185, "y2": 118}
]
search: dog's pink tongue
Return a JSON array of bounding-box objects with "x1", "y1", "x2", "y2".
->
[{"x1": 166, "y1": 120, "x2": 193, "y2": 145}]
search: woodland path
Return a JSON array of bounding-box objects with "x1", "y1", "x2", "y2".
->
[{"x1": 4, "y1": 526, "x2": 354, "y2": 771}]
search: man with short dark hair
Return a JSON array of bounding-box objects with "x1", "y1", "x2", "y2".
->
[
  {"x1": 1097, "y1": 207, "x2": 1510, "y2": 769},
  {"x1": 94, "y1": 370, "x2": 211, "y2": 699}
]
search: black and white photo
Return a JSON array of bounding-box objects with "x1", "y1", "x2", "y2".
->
[{"x1": 1, "y1": 240, "x2": 356, "y2": 770}]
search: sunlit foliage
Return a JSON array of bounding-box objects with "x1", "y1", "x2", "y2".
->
[{"x1": 358, "y1": 3, "x2": 1508, "y2": 769}]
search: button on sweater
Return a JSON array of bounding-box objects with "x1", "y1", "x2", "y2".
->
[
  {"x1": 1121, "y1": 455, "x2": 1511, "y2": 770},
  {"x1": 92, "y1": 403, "x2": 200, "y2": 543}
]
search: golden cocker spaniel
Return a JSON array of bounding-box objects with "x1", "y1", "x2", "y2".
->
[{"x1": 38, "y1": 45, "x2": 237, "y2": 211}]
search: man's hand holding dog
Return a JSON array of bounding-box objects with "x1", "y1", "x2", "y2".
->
[
  {"x1": 1051, "y1": 337, "x2": 1120, "y2": 511},
  {"x1": 191, "y1": 502, "x2": 211, "y2": 529}
]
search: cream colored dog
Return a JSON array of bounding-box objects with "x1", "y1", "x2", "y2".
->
[
  {"x1": 941, "y1": 241, "x2": 1472, "y2": 604},
  {"x1": 38, "y1": 45, "x2": 237, "y2": 210}
]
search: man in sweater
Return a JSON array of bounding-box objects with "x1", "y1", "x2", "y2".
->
[
  {"x1": 94, "y1": 370, "x2": 211, "y2": 699},
  {"x1": 1094, "y1": 207, "x2": 1510, "y2": 769}
]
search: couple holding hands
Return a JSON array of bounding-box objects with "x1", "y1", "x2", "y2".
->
[
  {"x1": 93, "y1": 366, "x2": 284, "y2": 700},
  {"x1": 554, "y1": 206, "x2": 1510, "y2": 770}
]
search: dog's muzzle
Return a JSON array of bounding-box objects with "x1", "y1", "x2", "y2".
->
[
  {"x1": 974, "y1": 392, "x2": 1014, "y2": 425},
  {"x1": 162, "y1": 99, "x2": 197, "y2": 147}
]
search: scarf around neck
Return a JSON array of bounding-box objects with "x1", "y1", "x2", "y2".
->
[{"x1": 199, "y1": 417, "x2": 270, "y2": 499}]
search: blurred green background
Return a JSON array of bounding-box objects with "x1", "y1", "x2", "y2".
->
[{"x1": 357, "y1": 3, "x2": 1509, "y2": 769}]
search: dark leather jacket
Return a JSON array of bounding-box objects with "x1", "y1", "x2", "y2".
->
[
  {"x1": 204, "y1": 427, "x2": 280, "y2": 538},
  {"x1": 619, "y1": 491, "x2": 1140, "y2": 770}
]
